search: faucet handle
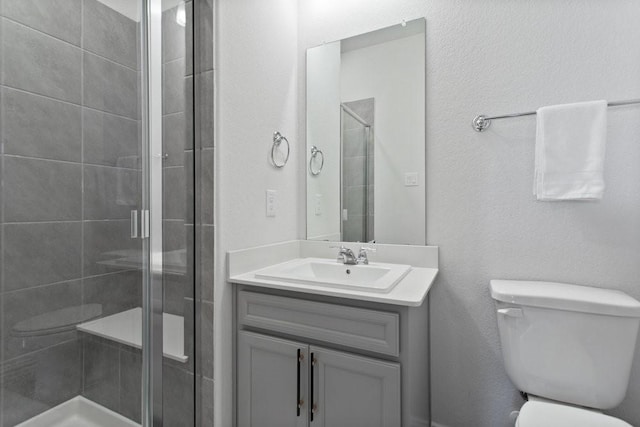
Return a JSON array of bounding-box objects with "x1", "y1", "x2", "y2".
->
[
  {"x1": 330, "y1": 245, "x2": 354, "y2": 264},
  {"x1": 357, "y1": 246, "x2": 376, "y2": 264}
]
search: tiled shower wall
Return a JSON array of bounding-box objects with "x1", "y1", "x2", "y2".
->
[
  {"x1": 163, "y1": 1, "x2": 215, "y2": 424},
  {"x1": 342, "y1": 99, "x2": 374, "y2": 242},
  {"x1": 74, "y1": 2, "x2": 215, "y2": 425},
  {"x1": 193, "y1": 0, "x2": 216, "y2": 423},
  {"x1": 0, "y1": 0, "x2": 215, "y2": 425},
  {"x1": 0, "y1": 0, "x2": 142, "y2": 425}
]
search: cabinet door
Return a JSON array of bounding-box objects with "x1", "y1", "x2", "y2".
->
[
  {"x1": 310, "y1": 346, "x2": 401, "y2": 427},
  {"x1": 237, "y1": 331, "x2": 309, "y2": 427}
]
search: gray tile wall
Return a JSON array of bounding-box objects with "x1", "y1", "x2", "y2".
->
[
  {"x1": 194, "y1": 0, "x2": 216, "y2": 423},
  {"x1": 342, "y1": 99, "x2": 375, "y2": 243},
  {"x1": 0, "y1": 0, "x2": 215, "y2": 425},
  {"x1": 0, "y1": 1, "x2": 142, "y2": 425},
  {"x1": 160, "y1": 1, "x2": 196, "y2": 420}
]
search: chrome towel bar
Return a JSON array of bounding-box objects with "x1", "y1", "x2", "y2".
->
[
  {"x1": 309, "y1": 145, "x2": 324, "y2": 176},
  {"x1": 271, "y1": 131, "x2": 290, "y2": 168},
  {"x1": 472, "y1": 98, "x2": 640, "y2": 132}
]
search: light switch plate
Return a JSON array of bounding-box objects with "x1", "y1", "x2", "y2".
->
[
  {"x1": 315, "y1": 194, "x2": 322, "y2": 216},
  {"x1": 266, "y1": 190, "x2": 276, "y2": 217}
]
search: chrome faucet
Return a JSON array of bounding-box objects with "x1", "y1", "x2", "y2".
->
[
  {"x1": 332, "y1": 245, "x2": 357, "y2": 265},
  {"x1": 331, "y1": 245, "x2": 377, "y2": 265}
]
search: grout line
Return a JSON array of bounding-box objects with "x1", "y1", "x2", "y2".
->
[
  {"x1": 0, "y1": 16, "x2": 82, "y2": 48},
  {"x1": 84, "y1": 48, "x2": 138, "y2": 74},
  {"x1": 163, "y1": 56, "x2": 186, "y2": 67},
  {"x1": 82, "y1": 219, "x2": 133, "y2": 223},
  {"x1": 0, "y1": 16, "x2": 138, "y2": 72},
  {"x1": 117, "y1": 344, "x2": 123, "y2": 413},
  {"x1": 83, "y1": 269, "x2": 141, "y2": 281},
  {"x1": 81, "y1": 332, "x2": 86, "y2": 395},
  {"x1": 0, "y1": 28, "x2": 5, "y2": 404},
  {"x1": 1, "y1": 337, "x2": 80, "y2": 365},
  {"x1": 81, "y1": 0, "x2": 86, "y2": 317},
  {"x1": 2, "y1": 220, "x2": 83, "y2": 225},
  {"x1": 2, "y1": 154, "x2": 140, "y2": 170},
  {"x1": 163, "y1": 111, "x2": 186, "y2": 119},
  {"x1": 0, "y1": 84, "x2": 139, "y2": 122},
  {"x1": 3, "y1": 219, "x2": 132, "y2": 225},
  {"x1": 1, "y1": 269, "x2": 141, "y2": 296}
]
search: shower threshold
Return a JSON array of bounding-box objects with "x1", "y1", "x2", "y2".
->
[{"x1": 16, "y1": 396, "x2": 139, "y2": 427}]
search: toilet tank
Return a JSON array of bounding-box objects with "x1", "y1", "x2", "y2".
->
[{"x1": 490, "y1": 280, "x2": 640, "y2": 409}]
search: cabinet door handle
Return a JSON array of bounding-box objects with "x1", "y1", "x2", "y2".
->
[
  {"x1": 310, "y1": 353, "x2": 316, "y2": 422},
  {"x1": 296, "y1": 349, "x2": 303, "y2": 416}
]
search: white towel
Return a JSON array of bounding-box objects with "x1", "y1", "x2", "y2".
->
[{"x1": 534, "y1": 100, "x2": 607, "y2": 201}]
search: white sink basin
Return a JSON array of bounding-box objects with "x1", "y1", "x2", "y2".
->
[{"x1": 254, "y1": 258, "x2": 411, "y2": 293}]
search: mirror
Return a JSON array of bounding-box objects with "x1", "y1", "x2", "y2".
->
[{"x1": 305, "y1": 19, "x2": 426, "y2": 245}]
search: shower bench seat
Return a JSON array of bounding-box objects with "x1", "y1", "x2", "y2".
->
[{"x1": 77, "y1": 307, "x2": 188, "y2": 363}]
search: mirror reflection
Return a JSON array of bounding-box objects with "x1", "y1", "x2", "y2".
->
[{"x1": 306, "y1": 19, "x2": 426, "y2": 245}]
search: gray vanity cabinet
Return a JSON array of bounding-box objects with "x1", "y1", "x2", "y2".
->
[
  {"x1": 237, "y1": 331, "x2": 309, "y2": 427},
  {"x1": 311, "y1": 346, "x2": 401, "y2": 427},
  {"x1": 237, "y1": 330, "x2": 401, "y2": 427},
  {"x1": 236, "y1": 290, "x2": 406, "y2": 427}
]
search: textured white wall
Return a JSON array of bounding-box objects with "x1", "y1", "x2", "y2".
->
[
  {"x1": 341, "y1": 33, "x2": 425, "y2": 245},
  {"x1": 215, "y1": 0, "x2": 299, "y2": 425},
  {"x1": 298, "y1": 1, "x2": 640, "y2": 426}
]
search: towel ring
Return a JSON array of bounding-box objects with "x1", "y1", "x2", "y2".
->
[
  {"x1": 309, "y1": 145, "x2": 324, "y2": 176},
  {"x1": 271, "y1": 131, "x2": 290, "y2": 168}
]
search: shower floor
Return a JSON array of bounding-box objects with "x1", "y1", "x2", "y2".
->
[{"x1": 16, "y1": 396, "x2": 139, "y2": 427}]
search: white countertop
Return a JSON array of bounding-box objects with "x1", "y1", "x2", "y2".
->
[
  {"x1": 227, "y1": 240, "x2": 439, "y2": 307},
  {"x1": 230, "y1": 264, "x2": 437, "y2": 306}
]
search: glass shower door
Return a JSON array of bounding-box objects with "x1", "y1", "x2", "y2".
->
[
  {"x1": 0, "y1": 0, "x2": 148, "y2": 425},
  {"x1": 0, "y1": 1, "x2": 197, "y2": 426}
]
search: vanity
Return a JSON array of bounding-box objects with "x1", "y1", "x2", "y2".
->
[
  {"x1": 228, "y1": 240, "x2": 438, "y2": 427},
  {"x1": 228, "y1": 16, "x2": 430, "y2": 427}
]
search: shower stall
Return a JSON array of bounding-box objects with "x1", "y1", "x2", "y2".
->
[
  {"x1": 0, "y1": 0, "x2": 214, "y2": 425},
  {"x1": 341, "y1": 100, "x2": 374, "y2": 243}
]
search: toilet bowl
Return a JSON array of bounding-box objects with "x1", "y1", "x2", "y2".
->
[{"x1": 490, "y1": 280, "x2": 640, "y2": 427}]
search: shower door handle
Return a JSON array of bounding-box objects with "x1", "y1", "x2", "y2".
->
[
  {"x1": 131, "y1": 210, "x2": 150, "y2": 239},
  {"x1": 141, "y1": 210, "x2": 150, "y2": 239},
  {"x1": 131, "y1": 210, "x2": 139, "y2": 238}
]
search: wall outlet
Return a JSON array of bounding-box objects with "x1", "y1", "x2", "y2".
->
[
  {"x1": 266, "y1": 190, "x2": 277, "y2": 217},
  {"x1": 404, "y1": 172, "x2": 419, "y2": 186},
  {"x1": 315, "y1": 194, "x2": 322, "y2": 216}
]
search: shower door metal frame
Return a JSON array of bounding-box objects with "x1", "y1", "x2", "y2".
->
[
  {"x1": 140, "y1": 1, "x2": 164, "y2": 425},
  {"x1": 142, "y1": 1, "x2": 203, "y2": 425}
]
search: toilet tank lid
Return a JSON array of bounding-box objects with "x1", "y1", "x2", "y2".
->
[{"x1": 490, "y1": 280, "x2": 640, "y2": 317}]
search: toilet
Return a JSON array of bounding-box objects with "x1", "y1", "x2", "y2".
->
[{"x1": 490, "y1": 280, "x2": 640, "y2": 426}]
